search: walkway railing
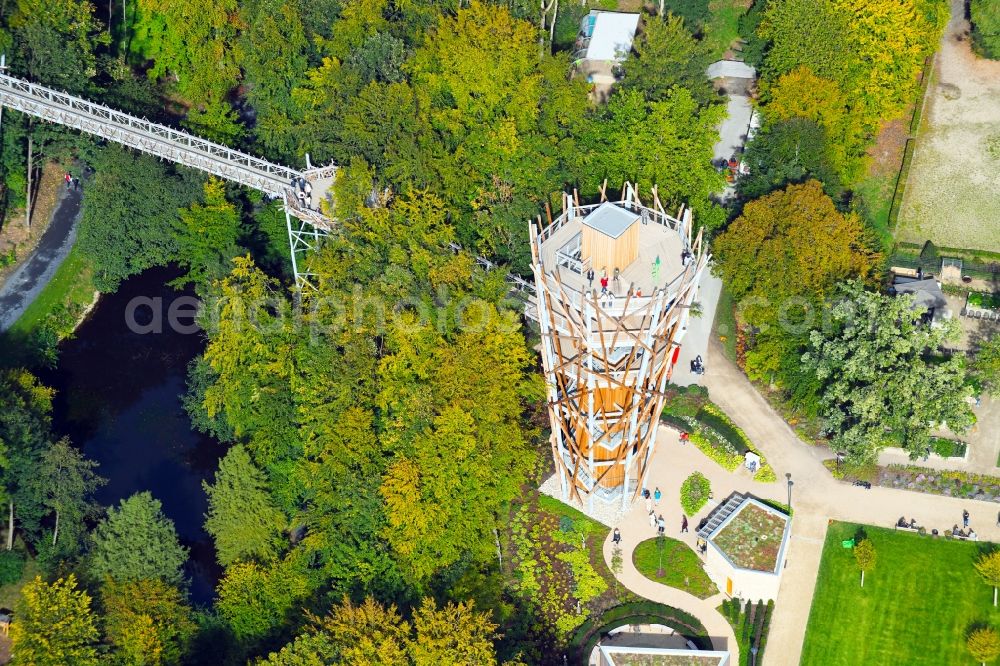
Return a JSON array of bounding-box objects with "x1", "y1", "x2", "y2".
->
[{"x1": 0, "y1": 71, "x2": 302, "y2": 199}]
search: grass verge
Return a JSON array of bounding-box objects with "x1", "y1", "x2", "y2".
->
[
  {"x1": 801, "y1": 521, "x2": 1000, "y2": 665},
  {"x1": 6, "y1": 241, "x2": 95, "y2": 339},
  {"x1": 633, "y1": 536, "x2": 718, "y2": 599},
  {"x1": 712, "y1": 284, "x2": 737, "y2": 363}
]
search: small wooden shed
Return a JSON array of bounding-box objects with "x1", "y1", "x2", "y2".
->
[{"x1": 580, "y1": 202, "x2": 640, "y2": 275}]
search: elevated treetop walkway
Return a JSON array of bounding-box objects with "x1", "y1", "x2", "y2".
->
[
  {"x1": 0, "y1": 69, "x2": 537, "y2": 300},
  {"x1": 0, "y1": 70, "x2": 335, "y2": 230}
]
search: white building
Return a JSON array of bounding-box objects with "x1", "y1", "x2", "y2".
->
[
  {"x1": 697, "y1": 494, "x2": 791, "y2": 602},
  {"x1": 574, "y1": 11, "x2": 641, "y2": 95}
]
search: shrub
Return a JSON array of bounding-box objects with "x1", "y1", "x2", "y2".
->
[
  {"x1": 930, "y1": 436, "x2": 967, "y2": 458},
  {"x1": 680, "y1": 472, "x2": 711, "y2": 516},
  {"x1": 754, "y1": 465, "x2": 777, "y2": 482},
  {"x1": 0, "y1": 550, "x2": 25, "y2": 586}
]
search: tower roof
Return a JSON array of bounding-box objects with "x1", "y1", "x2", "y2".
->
[{"x1": 581, "y1": 201, "x2": 640, "y2": 239}]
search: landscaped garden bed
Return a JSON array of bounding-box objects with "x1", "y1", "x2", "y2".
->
[
  {"x1": 661, "y1": 385, "x2": 776, "y2": 482},
  {"x1": 506, "y1": 492, "x2": 630, "y2": 652},
  {"x1": 930, "y1": 436, "x2": 968, "y2": 459},
  {"x1": 801, "y1": 522, "x2": 1000, "y2": 665},
  {"x1": 712, "y1": 504, "x2": 786, "y2": 573},
  {"x1": 720, "y1": 598, "x2": 775, "y2": 666},
  {"x1": 632, "y1": 537, "x2": 718, "y2": 599},
  {"x1": 967, "y1": 290, "x2": 1000, "y2": 312},
  {"x1": 826, "y1": 460, "x2": 1000, "y2": 503}
]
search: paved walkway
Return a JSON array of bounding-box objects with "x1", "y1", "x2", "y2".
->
[
  {"x1": 672, "y1": 271, "x2": 722, "y2": 388},
  {"x1": 0, "y1": 186, "x2": 82, "y2": 331},
  {"x1": 600, "y1": 335, "x2": 1000, "y2": 666}
]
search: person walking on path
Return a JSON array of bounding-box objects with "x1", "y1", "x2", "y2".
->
[
  {"x1": 649, "y1": 512, "x2": 656, "y2": 530},
  {"x1": 681, "y1": 515, "x2": 689, "y2": 533},
  {"x1": 657, "y1": 515, "x2": 665, "y2": 535},
  {"x1": 645, "y1": 496, "x2": 653, "y2": 514},
  {"x1": 64, "y1": 172, "x2": 72, "y2": 189},
  {"x1": 612, "y1": 527, "x2": 621, "y2": 544},
  {"x1": 964, "y1": 509, "x2": 970, "y2": 528},
  {"x1": 600, "y1": 275, "x2": 609, "y2": 295},
  {"x1": 587, "y1": 268, "x2": 595, "y2": 288},
  {"x1": 654, "y1": 487, "x2": 662, "y2": 506}
]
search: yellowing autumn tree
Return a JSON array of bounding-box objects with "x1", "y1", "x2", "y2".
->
[
  {"x1": 101, "y1": 578, "x2": 197, "y2": 665},
  {"x1": 761, "y1": 67, "x2": 863, "y2": 180},
  {"x1": 12, "y1": 575, "x2": 99, "y2": 666},
  {"x1": 714, "y1": 180, "x2": 878, "y2": 309},
  {"x1": 759, "y1": 0, "x2": 946, "y2": 131},
  {"x1": 261, "y1": 597, "x2": 503, "y2": 665},
  {"x1": 713, "y1": 180, "x2": 879, "y2": 386}
]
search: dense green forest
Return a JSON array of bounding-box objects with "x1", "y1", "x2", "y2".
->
[{"x1": 0, "y1": 0, "x2": 978, "y2": 661}]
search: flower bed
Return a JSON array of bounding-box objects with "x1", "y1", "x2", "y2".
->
[
  {"x1": 680, "y1": 472, "x2": 711, "y2": 516},
  {"x1": 712, "y1": 504, "x2": 787, "y2": 573},
  {"x1": 880, "y1": 465, "x2": 1000, "y2": 502},
  {"x1": 662, "y1": 386, "x2": 776, "y2": 482},
  {"x1": 828, "y1": 460, "x2": 1000, "y2": 503}
]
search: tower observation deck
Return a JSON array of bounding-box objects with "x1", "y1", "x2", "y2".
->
[{"x1": 530, "y1": 183, "x2": 709, "y2": 510}]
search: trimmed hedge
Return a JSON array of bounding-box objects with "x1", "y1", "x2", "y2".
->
[
  {"x1": 886, "y1": 138, "x2": 915, "y2": 232},
  {"x1": 662, "y1": 393, "x2": 777, "y2": 482},
  {"x1": 569, "y1": 601, "x2": 711, "y2": 660},
  {"x1": 696, "y1": 404, "x2": 750, "y2": 454}
]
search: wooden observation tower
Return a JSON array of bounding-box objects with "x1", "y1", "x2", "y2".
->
[{"x1": 530, "y1": 183, "x2": 709, "y2": 510}]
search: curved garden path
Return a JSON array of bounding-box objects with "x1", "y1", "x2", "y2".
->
[{"x1": 602, "y1": 336, "x2": 1000, "y2": 666}]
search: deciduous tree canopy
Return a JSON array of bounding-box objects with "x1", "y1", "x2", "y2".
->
[
  {"x1": 12, "y1": 575, "x2": 100, "y2": 665},
  {"x1": 803, "y1": 283, "x2": 974, "y2": 462}
]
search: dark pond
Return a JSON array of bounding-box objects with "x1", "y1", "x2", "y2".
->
[{"x1": 41, "y1": 265, "x2": 223, "y2": 604}]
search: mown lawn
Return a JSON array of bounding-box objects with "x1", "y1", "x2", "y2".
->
[
  {"x1": 704, "y1": 0, "x2": 746, "y2": 60},
  {"x1": 853, "y1": 172, "x2": 896, "y2": 253},
  {"x1": 633, "y1": 536, "x2": 718, "y2": 599},
  {"x1": 801, "y1": 522, "x2": 1000, "y2": 666}
]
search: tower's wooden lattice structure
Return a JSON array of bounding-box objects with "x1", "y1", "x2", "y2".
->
[{"x1": 530, "y1": 183, "x2": 709, "y2": 510}]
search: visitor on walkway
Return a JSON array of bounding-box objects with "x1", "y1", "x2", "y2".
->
[
  {"x1": 64, "y1": 172, "x2": 72, "y2": 188},
  {"x1": 681, "y1": 516, "x2": 689, "y2": 533},
  {"x1": 649, "y1": 512, "x2": 656, "y2": 529},
  {"x1": 600, "y1": 275, "x2": 609, "y2": 295},
  {"x1": 73, "y1": 177, "x2": 80, "y2": 191},
  {"x1": 654, "y1": 487, "x2": 662, "y2": 505},
  {"x1": 612, "y1": 527, "x2": 621, "y2": 544},
  {"x1": 587, "y1": 268, "x2": 594, "y2": 288},
  {"x1": 657, "y1": 515, "x2": 665, "y2": 535},
  {"x1": 680, "y1": 431, "x2": 689, "y2": 444},
  {"x1": 645, "y1": 496, "x2": 652, "y2": 514},
  {"x1": 964, "y1": 510, "x2": 970, "y2": 528}
]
